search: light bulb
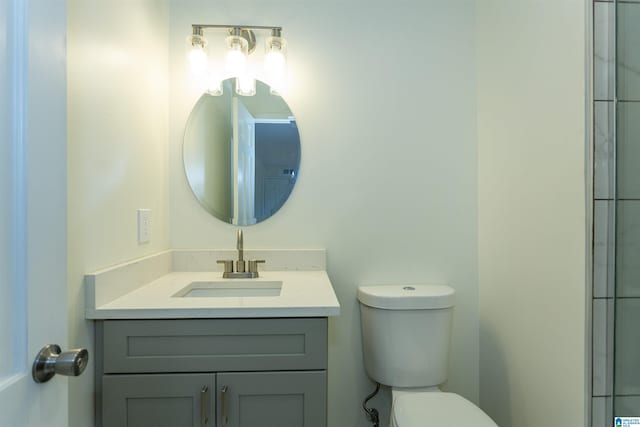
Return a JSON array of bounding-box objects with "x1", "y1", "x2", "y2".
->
[
  {"x1": 189, "y1": 45, "x2": 208, "y2": 76},
  {"x1": 206, "y1": 78, "x2": 223, "y2": 96},
  {"x1": 187, "y1": 30, "x2": 208, "y2": 77},
  {"x1": 236, "y1": 76, "x2": 256, "y2": 96},
  {"x1": 225, "y1": 34, "x2": 248, "y2": 77},
  {"x1": 264, "y1": 34, "x2": 287, "y2": 94}
]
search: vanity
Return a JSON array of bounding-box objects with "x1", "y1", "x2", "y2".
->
[
  {"x1": 85, "y1": 74, "x2": 338, "y2": 426},
  {"x1": 86, "y1": 249, "x2": 340, "y2": 427}
]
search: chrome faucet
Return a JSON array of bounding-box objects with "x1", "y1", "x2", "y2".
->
[
  {"x1": 217, "y1": 229, "x2": 265, "y2": 278},
  {"x1": 236, "y1": 229, "x2": 245, "y2": 273}
]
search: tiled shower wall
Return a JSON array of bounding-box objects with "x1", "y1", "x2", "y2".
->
[{"x1": 592, "y1": 1, "x2": 640, "y2": 425}]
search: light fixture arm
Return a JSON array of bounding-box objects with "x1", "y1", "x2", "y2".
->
[
  {"x1": 191, "y1": 24, "x2": 282, "y2": 32},
  {"x1": 192, "y1": 25, "x2": 283, "y2": 55}
]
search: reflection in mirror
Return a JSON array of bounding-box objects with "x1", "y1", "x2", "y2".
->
[{"x1": 184, "y1": 78, "x2": 300, "y2": 225}]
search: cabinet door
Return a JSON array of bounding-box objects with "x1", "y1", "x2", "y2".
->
[
  {"x1": 102, "y1": 373, "x2": 215, "y2": 427},
  {"x1": 217, "y1": 371, "x2": 326, "y2": 427}
]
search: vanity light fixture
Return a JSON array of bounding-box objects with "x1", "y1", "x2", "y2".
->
[
  {"x1": 236, "y1": 75, "x2": 257, "y2": 96},
  {"x1": 187, "y1": 24, "x2": 288, "y2": 96},
  {"x1": 187, "y1": 27, "x2": 208, "y2": 76},
  {"x1": 264, "y1": 28, "x2": 287, "y2": 94},
  {"x1": 225, "y1": 28, "x2": 249, "y2": 77}
]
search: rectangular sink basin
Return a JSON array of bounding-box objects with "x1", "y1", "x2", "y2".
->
[{"x1": 172, "y1": 280, "x2": 283, "y2": 298}]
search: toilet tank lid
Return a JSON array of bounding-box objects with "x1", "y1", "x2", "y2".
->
[{"x1": 357, "y1": 284, "x2": 455, "y2": 310}]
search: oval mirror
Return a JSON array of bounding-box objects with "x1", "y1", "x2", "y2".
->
[{"x1": 184, "y1": 78, "x2": 300, "y2": 225}]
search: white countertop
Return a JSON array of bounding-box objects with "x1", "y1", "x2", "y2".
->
[{"x1": 86, "y1": 252, "x2": 340, "y2": 319}]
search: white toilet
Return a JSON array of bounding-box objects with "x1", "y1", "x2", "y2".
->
[{"x1": 358, "y1": 284, "x2": 497, "y2": 427}]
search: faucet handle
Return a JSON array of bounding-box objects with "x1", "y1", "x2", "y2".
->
[
  {"x1": 248, "y1": 260, "x2": 265, "y2": 275},
  {"x1": 216, "y1": 260, "x2": 234, "y2": 274}
]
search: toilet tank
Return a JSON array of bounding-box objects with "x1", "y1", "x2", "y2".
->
[{"x1": 358, "y1": 284, "x2": 455, "y2": 388}]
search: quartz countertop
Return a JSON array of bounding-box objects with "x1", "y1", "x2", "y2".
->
[{"x1": 85, "y1": 250, "x2": 340, "y2": 319}]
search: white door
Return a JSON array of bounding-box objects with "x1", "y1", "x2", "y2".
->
[{"x1": 0, "y1": 0, "x2": 69, "y2": 426}]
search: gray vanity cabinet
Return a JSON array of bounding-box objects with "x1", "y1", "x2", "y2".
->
[
  {"x1": 102, "y1": 373, "x2": 215, "y2": 427},
  {"x1": 217, "y1": 371, "x2": 326, "y2": 427},
  {"x1": 95, "y1": 318, "x2": 328, "y2": 427}
]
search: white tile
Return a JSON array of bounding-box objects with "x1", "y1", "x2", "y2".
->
[
  {"x1": 594, "y1": 102, "x2": 614, "y2": 200},
  {"x1": 593, "y1": 299, "x2": 614, "y2": 396},
  {"x1": 615, "y1": 298, "x2": 640, "y2": 395},
  {"x1": 617, "y1": 103, "x2": 640, "y2": 199},
  {"x1": 592, "y1": 396, "x2": 612, "y2": 427},
  {"x1": 594, "y1": 201, "x2": 614, "y2": 298},
  {"x1": 618, "y1": 3, "x2": 640, "y2": 101},
  {"x1": 616, "y1": 201, "x2": 640, "y2": 297},
  {"x1": 594, "y1": 2, "x2": 615, "y2": 100}
]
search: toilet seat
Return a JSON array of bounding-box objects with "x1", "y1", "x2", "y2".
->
[{"x1": 391, "y1": 392, "x2": 497, "y2": 427}]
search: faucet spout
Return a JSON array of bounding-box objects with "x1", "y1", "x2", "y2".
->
[
  {"x1": 236, "y1": 229, "x2": 245, "y2": 272},
  {"x1": 218, "y1": 229, "x2": 264, "y2": 278},
  {"x1": 237, "y1": 229, "x2": 243, "y2": 262}
]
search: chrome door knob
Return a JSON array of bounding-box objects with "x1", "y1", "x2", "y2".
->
[{"x1": 32, "y1": 344, "x2": 89, "y2": 383}]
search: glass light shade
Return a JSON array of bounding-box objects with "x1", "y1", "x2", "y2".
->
[
  {"x1": 264, "y1": 36, "x2": 287, "y2": 93},
  {"x1": 206, "y1": 78, "x2": 223, "y2": 96},
  {"x1": 187, "y1": 33, "x2": 208, "y2": 76},
  {"x1": 225, "y1": 35, "x2": 248, "y2": 77},
  {"x1": 235, "y1": 76, "x2": 256, "y2": 96},
  {"x1": 189, "y1": 46, "x2": 209, "y2": 76}
]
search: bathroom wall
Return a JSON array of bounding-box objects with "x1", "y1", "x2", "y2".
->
[
  {"x1": 168, "y1": 1, "x2": 478, "y2": 426},
  {"x1": 477, "y1": 1, "x2": 587, "y2": 426},
  {"x1": 184, "y1": 88, "x2": 233, "y2": 219},
  {"x1": 67, "y1": 1, "x2": 170, "y2": 425}
]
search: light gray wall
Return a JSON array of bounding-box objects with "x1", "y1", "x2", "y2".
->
[
  {"x1": 184, "y1": 91, "x2": 233, "y2": 219},
  {"x1": 67, "y1": 2, "x2": 170, "y2": 426},
  {"x1": 169, "y1": 1, "x2": 478, "y2": 426},
  {"x1": 477, "y1": 1, "x2": 587, "y2": 426}
]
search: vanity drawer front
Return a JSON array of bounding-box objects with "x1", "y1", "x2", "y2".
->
[{"x1": 101, "y1": 318, "x2": 327, "y2": 373}]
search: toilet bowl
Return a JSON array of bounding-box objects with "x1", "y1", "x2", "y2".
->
[
  {"x1": 391, "y1": 391, "x2": 496, "y2": 427},
  {"x1": 358, "y1": 284, "x2": 497, "y2": 427}
]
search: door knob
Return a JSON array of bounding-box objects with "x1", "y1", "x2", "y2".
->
[{"x1": 32, "y1": 344, "x2": 89, "y2": 383}]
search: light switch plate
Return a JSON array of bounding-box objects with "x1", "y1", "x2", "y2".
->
[{"x1": 137, "y1": 209, "x2": 151, "y2": 244}]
